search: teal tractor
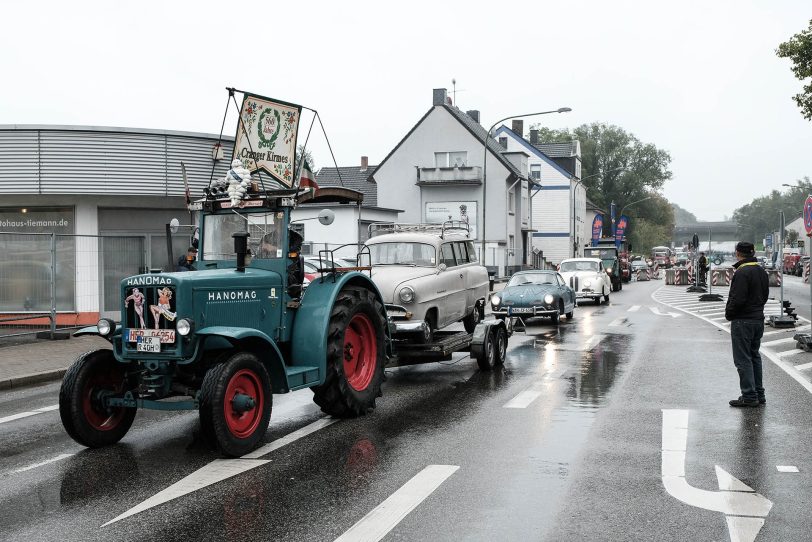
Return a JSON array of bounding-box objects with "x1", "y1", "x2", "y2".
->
[{"x1": 59, "y1": 187, "x2": 388, "y2": 457}]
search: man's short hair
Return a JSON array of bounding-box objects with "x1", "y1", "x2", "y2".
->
[
  {"x1": 735, "y1": 241, "x2": 755, "y2": 256},
  {"x1": 187, "y1": 246, "x2": 198, "y2": 253}
]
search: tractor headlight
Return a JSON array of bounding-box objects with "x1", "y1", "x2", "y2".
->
[
  {"x1": 491, "y1": 294, "x2": 501, "y2": 306},
  {"x1": 583, "y1": 279, "x2": 592, "y2": 288},
  {"x1": 606, "y1": 267, "x2": 613, "y2": 274},
  {"x1": 399, "y1": 286, "x2": 415, "y2": 304},
  {"x1": 97, "y1": 318, "x2": 115, "y2": 337},
  {"x1": 544, "y1": 294, "x2": 554, "y2": 304},
  {"x1": 176, "y1": 318, "x2": 193, "y2": 336}
]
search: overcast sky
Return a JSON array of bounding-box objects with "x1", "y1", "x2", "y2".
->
[{"x1": 2, "y1": 0, "x2": 810, "y2": 221}]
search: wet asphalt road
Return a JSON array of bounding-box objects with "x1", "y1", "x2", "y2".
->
[{"x1": 1, "y1": 280, "x2": 811, "y2": 541}]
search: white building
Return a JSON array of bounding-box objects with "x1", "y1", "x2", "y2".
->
[
  {"x1": 371, "y1": 89, "x2": 533, "y2": 276},
  {"x1": 493, "y1": 124, "x2": 583, "y2": 264}
]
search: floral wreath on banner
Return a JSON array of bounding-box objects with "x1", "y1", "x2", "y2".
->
[
  {"x1": 283, "y1": 110, "x2": 296, "y2": 144},
  {"x1": 257, "y1": 108, "x2": 281, "y2": 149},
  {"x1": 241, "y1": 101, "x2": 260, "y2": 133}
]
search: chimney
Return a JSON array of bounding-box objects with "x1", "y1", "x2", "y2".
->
[
  {"x1": 433, "y1": 88, "x2": 448, "y2": 106},
  {"x1": 466, "y1": 110, "x2": 480, "y2": 124},
  {"x1": 512, "y1": 120, "x2": 524, "y2": 137},
  {"x1": 361, "y1": 156, "x2": 369, "y2": 171},
  {"x1": 530, "y1": 129, "x2": 539, "y2": 145}
]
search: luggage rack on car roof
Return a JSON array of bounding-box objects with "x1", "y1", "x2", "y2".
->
[{"x1": 368, "y1": 221, "x2": 470, "y2": 239}]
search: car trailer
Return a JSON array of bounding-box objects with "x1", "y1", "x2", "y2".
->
[{"x1": 387, "y1": 319, "x2": 511, "y2": 371}]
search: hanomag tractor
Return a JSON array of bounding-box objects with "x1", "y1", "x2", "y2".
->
[{"x1": 59, "y1": 186, "x2": 508, "y2": 457}]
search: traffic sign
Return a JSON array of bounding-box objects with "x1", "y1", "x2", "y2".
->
[
  {"x1": 766, "y1": 234, "x2": 773, "y2": 247},
  {"x1": 804, "y1": 195, "x2": 812, "y2": 235}
]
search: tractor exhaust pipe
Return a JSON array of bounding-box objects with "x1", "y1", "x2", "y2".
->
[{"x1": 233, "y1": 231, "x2": 250, "y2": 272}]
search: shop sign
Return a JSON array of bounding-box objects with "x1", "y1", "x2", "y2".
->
[{"x1": 0, "y1": 207, "x2": 74, "y2": 234}]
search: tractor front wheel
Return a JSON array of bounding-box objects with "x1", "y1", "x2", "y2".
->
[
  {"x1": 199, "y1": 352, "x2": 273, "y2": 457},
  {"x1": 312, "y1": 286, "x2": 386, "y2": 417},
  {"x1": 59, "y1": 350, "x2": 136, "y2": 448}
]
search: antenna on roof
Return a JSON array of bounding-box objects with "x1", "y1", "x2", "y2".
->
[{"x1": 452, "y1": 78, "x2": 456, "y2": 106}]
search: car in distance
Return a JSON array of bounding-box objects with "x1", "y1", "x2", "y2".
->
[
  {"x1": 557, "y1": 258, "x2": 612, "y2": 305},
  {"x1": 365, "y1": 222, "x2": 488, "y2": 343},
  {"x1": 631, "y1": 260, "x2": 651, "y2": 281},
  {"x1": 491, "y1": 270, "x2": 576, "y2": 324}
]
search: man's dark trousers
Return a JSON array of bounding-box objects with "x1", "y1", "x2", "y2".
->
[{"x1": 730, "y1": 319, "x2": 765, "y2": 402}]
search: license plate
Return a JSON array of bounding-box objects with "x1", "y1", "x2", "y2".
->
[
  {"x1": 136, "y1": 336, "x2": 161, "y2": 353},
  {"x1": 509, "y1": 307, "x2": 534, "y2": 314},
  {"x1": 125, "y1": 328, "x2": 175, "y2": 343}
]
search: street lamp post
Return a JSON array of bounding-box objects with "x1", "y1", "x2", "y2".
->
[
  {"x1": 481, "y1": 107, "x2": 571, "y2": 274},
  {"x1": 615, "y1": 195, "x2": 653, "y2": 239}
]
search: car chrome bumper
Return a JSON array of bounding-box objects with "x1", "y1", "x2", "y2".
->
[
  {"x1": 492, "y1": 306, "x2": 557, "y2": 317},
  {"x1": 385, "y1": 304, "x2": 429, "y2": 335}
]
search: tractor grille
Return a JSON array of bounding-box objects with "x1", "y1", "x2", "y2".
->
[{"x1": 122, "y1": 285, "x2": 178, "y2": 355}]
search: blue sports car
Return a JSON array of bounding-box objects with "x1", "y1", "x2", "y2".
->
[{"x1": 490, "y1": 270, "x2": 576, "y2": 324}]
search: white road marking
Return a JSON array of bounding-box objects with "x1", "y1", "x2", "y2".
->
[
  {"x1": 12, "y1": 453, "x2": 74, "y2": 474},
  {"x1": 661, "y1": 409, "x2": 772, "y2": 542},
  {"x1": 627, "y1": 305, "x2": 641, "y2": 312},
  {"x1": 762, "y1": 337, "x2": 797, "y2": 347},
  {"x1": 583, "y1": 334, "x2": 604, "y2": 351},
  {"x1": 608, "y1": 317, "x2": 626, "y2": 327},
  {"x1": 776, "y1": 465, "x2": 799, "y2": 472},
  {"x1": 774, "y1": 350, "x2": 805, "y2": 359},
  {"x1": 0, "y1": 403, "x2": 59, "y2": 425},
  {"x1": 334, "y1": 465, "x2": 459, "y2": 542},
  {"x1": 103, "y1": 416, "x2": 337, "y2": 527},
  {"x1": 794, "y1": 361, "x2": 812, "y2": 371},
  {"x1": 503, "y1": 390, "x2": 543, "y2": 409},
  {"x1": 762, "y1": 329, "x2": 797, "y2": 337}
]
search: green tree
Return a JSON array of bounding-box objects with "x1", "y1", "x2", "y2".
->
[
  {"x1": 732, "y1": 176, "x2": 812, "y2": 242},
  {"x1": 671, "y1": 203, "x2": 698, "y2": 225},
  {"x1": 296, "y1": 144, "x2": 315, "y2": 171},
  {"x1": 777, "y1": 20, "x2": 812, "y2": 120}
]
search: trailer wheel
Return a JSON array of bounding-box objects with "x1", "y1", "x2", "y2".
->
[
  {"x1": 312, "y1": 286, "x2": 385, "y2": 417},
  {"x1": 476, "y1": 329, "x2": 496, "y2": 371},
  {"x1": 59, "y1": 349, "x2": 136, "y2": 448},
  {"x1": 199, "y1": 352, "x2": 272, "y2": 457},
  {"x1": 494, "y1": 326, "x2": 508, "y2": 366}
]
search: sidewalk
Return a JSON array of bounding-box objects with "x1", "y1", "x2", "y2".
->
[{"x1": 0, "y1": 335, "x2": 109, "y2": 390}]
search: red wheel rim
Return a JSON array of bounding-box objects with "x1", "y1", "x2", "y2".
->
[
  {"x1": 224, "y1": 369, "x2": 264, "y2": 438},
  {"x1": 343, "y1": 313, "x2": 377, "y2": 391},
  {"x1": 81, "y1": 367, "x2": 127, "y2": 431}
]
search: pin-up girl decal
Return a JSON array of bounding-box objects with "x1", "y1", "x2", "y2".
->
[{"x1": 149, "y1": 287, "x2": 176, "y2": 330}]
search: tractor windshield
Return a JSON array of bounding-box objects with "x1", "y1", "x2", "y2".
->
[{"x1": 203, "y1": 211, "x2": 284, "y2": 260}]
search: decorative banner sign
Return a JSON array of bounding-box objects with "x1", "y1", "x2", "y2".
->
[
  {"x1": 591, "y1": 214, "x2": 603, "y2": 247},
  {"x1": 615, "y1": 214, "x2": 629, "y2": 248},
  {"x1": 424, "y1": 201, "x2": 477, "y2": 239},
  {"x1": 804, "y1": 195, "x2": 812, "y2": 236},
  {"x1": 233, "y1": 92, "x2": 302, "y2": 188}
]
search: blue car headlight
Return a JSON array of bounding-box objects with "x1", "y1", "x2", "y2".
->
[{"x1": 544, "y1": 294, "x2": 554, "y2": 304}]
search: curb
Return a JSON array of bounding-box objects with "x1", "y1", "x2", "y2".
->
[{"x1": 0, "y1": 368, "x2": 67, "y2": 391}]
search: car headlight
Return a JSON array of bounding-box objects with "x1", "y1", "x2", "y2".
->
[
  {"x1": 583, "y1": 279, "x2": 592, "y2": 287},
  {"x1": 544, "y1": 294, "x2": 554, "y2": 304},
  {"x1": 491, "y1": 294, "x2": 501, "y2": 306},
  {"x1": 606, "y1": 267, "x2": 613, "y2": 273},
  {"x1": 399, "y1": 286, "x2": 415, "y2": 304},
  {"x1": 176, "y1": 318, "x2": 193, "y2": 336},
  {"x1": 97, "y1": 318, "x2": 115, "y2": 337}
]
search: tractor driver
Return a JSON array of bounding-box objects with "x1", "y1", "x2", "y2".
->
[{"x1": 256, "y1": 231, "x2": 280, "y2": 259}]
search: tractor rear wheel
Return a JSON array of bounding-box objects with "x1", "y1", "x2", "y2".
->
[
  {"x1": 59, "y1": 349, "x2": 136, "y2": 448},
  {"x1": 199, "y1": 352, "x2": 272, "y2": 457},
  {"x1": 312, "y1": 286, "x2": 386, "y2": 417}
]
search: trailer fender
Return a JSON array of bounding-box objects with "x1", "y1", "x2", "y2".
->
[
  {"x1": 196, "y1": 326, "x2": 290, "y2": 393},
  {"x1": 470, "y1": 319, "x2": 510, "y2": 361},
  {"x1": 290, "y1": 272, "x2": 387, "y2": 386}
]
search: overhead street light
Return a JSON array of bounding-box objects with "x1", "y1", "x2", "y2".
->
[
  {"x1": 613, "y1": 195, "x2": 653, "y2": 240},
  {"x1": 572, "y1": 167, "x2": 626, "y2": 256},
  {"x1": 481, "y1": 107, "x2": 572, "y2": 272}
]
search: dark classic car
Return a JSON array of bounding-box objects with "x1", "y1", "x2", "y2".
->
[{"x1": 490, "y1": 270, "x2": 576, "y2": 324}]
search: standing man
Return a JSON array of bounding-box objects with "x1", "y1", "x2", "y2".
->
[
  {"x1": 698, "y1": 251, "x2": 708, "y2": 285},
  {"x1": 725, "y1": 241, "x2": 769, "y2": 407}
]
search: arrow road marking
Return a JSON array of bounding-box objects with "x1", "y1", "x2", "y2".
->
[
  {"x1": 661, "y1": 409, "x2": 772, "y2": 542},
  {"x1": 649, "y1": 306, "x2": 681, "y2": 318}
]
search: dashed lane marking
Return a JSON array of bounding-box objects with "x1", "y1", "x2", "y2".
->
[
  {"x1": 334, "y1": 465, "x2": 459, "y2": 542},
  {"x1": 609, "y1": 317, "x2": 627, "y2": 327},
  {"x1": 0, "y1": 403, "x2": 60, "y2": 426},
  {"x1": 11, "y1": 453, "x2": 74, "y2": 474},
  {"x1": 628, "y1": 305, "x2": 641, "y2": 312},
  {"x1": 776, "y1": 466, "x2": 799, "y2": 472},
  {"x1": 503, "y1": 369, "x2": 565, "y2": 409}
]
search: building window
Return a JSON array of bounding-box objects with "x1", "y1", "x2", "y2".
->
[
  {"x1": 498, "y1": 137, "x2": 507, "y2": 149},
  {"x1": 508, "y1": 189, "x2": 515, "y2": 214},
  {"x1": 530, "y1": 164, "x2": 541, "y2": 181},
  {"x1": 435, "y1": 151, "x2": 467, "y2": 168}
]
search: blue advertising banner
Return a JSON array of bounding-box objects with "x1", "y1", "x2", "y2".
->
[
  {"x1": 615, "y1": 214, "x2": 629, "y2": 248},
  {"x1": 591, "y1": 214, "x2": 603, "y2": 247}
]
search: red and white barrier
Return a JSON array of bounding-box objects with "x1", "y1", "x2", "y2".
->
[{"x1": 805, "y1": 261, "x2": 810, "y2": 284}]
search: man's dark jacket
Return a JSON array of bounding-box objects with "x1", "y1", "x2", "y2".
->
[
  {"x1": 175, "y1": 256, "x2": 195, "y2": 272},
  {"x1": 725, "y1": 257, "x2": 768, "y2": 321}
]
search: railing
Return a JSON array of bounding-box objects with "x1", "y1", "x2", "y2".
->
[
  {"x1": 368, "y1": 221, "x2": 471, "y2": 239},
  {"x1": 315, "y1": 245, "x2": 373, "y2": 282}
]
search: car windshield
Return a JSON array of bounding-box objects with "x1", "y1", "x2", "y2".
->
[
  {"x1": 203, "y1": 211, "x2": 284, "y2": 261},
  {"x1": 368, "y1": 242, "x2": 436, "y2": 266},
  {"x1": 508, "y1": 273, "x2": 557, "y2": 287},
  {"x1": 559, "y1": 261, "x2": 599, "y2": 272}
]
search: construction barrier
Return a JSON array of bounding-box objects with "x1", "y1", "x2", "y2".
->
[
  {"x1": 767, "y1": 269, "x2": 782, "y2": 287},
  {"x1": 652, "y1": 263, "x2": 660, "y2": 279},
  {"x1": 665, "y1": 268, "x2": 688, "y2": 285},
  {"x1": 726, "y1": 268, "x2": 734, "y2": 284},
  {"x1": 636, "y1": 269, "x2": 651, "y2": 281},
  {"x1": 686, "y1": 262, "x2": 694, "y2": 284},
  {"x1": 711, "y1": 268, "x2": 731, "y2": 286},
  {"x1": 805, "y1": 261, "x2": 810, "y2": 284}
]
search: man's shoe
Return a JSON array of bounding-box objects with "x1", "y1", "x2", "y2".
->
[
  {"x1": 729, "y1": 397, "x2": 760, "y2": 407},
  {"x1": 759, "y1": 398, "x2": 766, "y2": 405}
]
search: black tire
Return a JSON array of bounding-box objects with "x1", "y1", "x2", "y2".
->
[
  {"x1": 418, "y1": 310, "x2": 436, "y2": 344},
  {"x1": 476, "y1": 329, "x2": 496, "y2": 371},
  {"x1": 551, "y1": 303, "x2": 561, "y2": 324},
  {"x1": 312, "y1": 286, "x2": 386, "y2": 418},
  {"x1": 199, "y1": 351, "x2": 273, "y2": 457},
  {"x1": 604, "y1": 291, "x2": 610, "y2": 303},
  {"x1": 59, "y1": 349, "x2": 136, "y2": 449},
  {"x1": 463, "y1": 301, "x2": 484, "y2": 333},
  {"x1": 494, "y1": 326, "x2": 508, "y2": 365},
  {"x1": 595, "y1": 294, "x2": 603, "y2": 306},
  {"x1": 565, "y1": 306, "x2": 574, "y2": 319}
]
